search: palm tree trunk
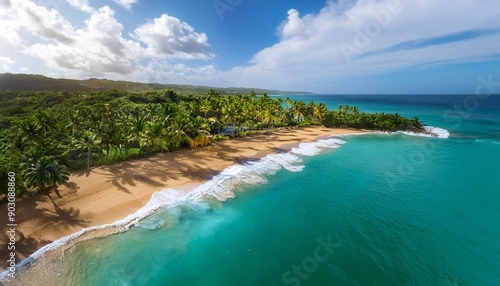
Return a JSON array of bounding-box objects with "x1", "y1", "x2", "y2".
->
[
  {"x1": 87, "y1": 147, "x2": 91, "y2": 169},
  {"x1": 38, "y1": 183, "x2": 45, "y2": 194}
]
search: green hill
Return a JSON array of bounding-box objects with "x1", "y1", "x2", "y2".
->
[{"x1": 0, "y1": 73, "x2": 310, "y2": 95}]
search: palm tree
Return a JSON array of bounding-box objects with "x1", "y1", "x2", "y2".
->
[
  {"x1": 115, "y1": 112, "x2": 132, "y2": 156},
  {"x1": 211, "y1": 97, "x2": 224, "y2": 134},
  {"x1": 161, "y1": 102, "x2": 179, "y2": 126},
  {"x1": 264, "y1": 108, "x2": 280, "y2": 131},
  {"x1": 306, "y1": 101, "x2": 316, "y2": 117},
  {"x1": 200, "y1": 98, "x2": 212, "y2": 119},
  {"x1": 169, "y1": 113, "x2": 193, "y2": 148},
  {"x1": 221, "y1": 101, "x2": 242, "y2": 136},
  {"x1": 66, "y1": 110, "x2": 82, "y2": 137},
  {"x1": 0, "y1": 147, "x2": 19, "y2": 196},
  {"x1": 24, "y1": 157, "x2": 70, "y2": 194},
  {"x1": 21, "y1": 147, "x2": 44, "y2": 168},
  {"x1": 190, "y1": 116, "x2": 210, "y2": 147},
  {"x1": 207, "y1": 88, "x2": 221, "y2": 98},
  {"x1": 34, "y1": 111, "x2": 55, "y2": 137},
  {"x1": 12, "y1": 134, "x2": 28, "y2": 153},
  {"x1": 284, "y1": 97, "x2": 293, "y2": 109},
  {"x1": 144, "y1": 103, "x2": 158, "y2": 122},
  {"x1": 129, "y1": 115, "x2": 147, "y2": 143},
  {"x1": 74, "y1": 131, "x2": 101, "y2": 169},
  {"x1": 19, "y1": 117, "x2": 40, "y2": 144},
  {"x1": 292, "y1": 101, "x2": 306, "y2": 122},
  {"x1": 313, "y1": 103, "x2": 328, "y2": 122},
  {"x1": 100, "y1": 121, "x2": 120, "y2": 158},
  {"x1": 351, "y1": 106, "x2": 359, "y2": 116},
  {"x1": 140, "y1": 120, "x2": 169, "y2": 153}
]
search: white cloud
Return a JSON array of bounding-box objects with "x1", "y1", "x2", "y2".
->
[
  {"x1": 0, "y1": 0, "x2": 75, "y2": 46},
  {"x1": 23, "y1": 6, "x2": 142, "y2": 75},
  {"x1": 112, "y1": 0, "x2": 138, "y2": 11},
  {"x1": 0, "y1": 0, "x2": 11, "y2": 8},
  {"x1": 281, "y1": 9, "x2": 306, "y2": 40},
  {"x1": 225, "y1": 0, "x2": 500, "y2": 91},
  {"x1": 65, "y1": 0, "x2": 94, "y2": 13},
  {"x1": 0, "y1": 56, "x2": 15, "y2": 71},
  {"x1": 133, "y1": 14, "x2": 214, "y2": 60},
  {"x1": 126, "y1": 61, "x2": 229, "y2": 86},
  {"x1": 0, "y1": 0, "x2": 214, "y2": 79},
  {"x1": 0, "y1": 56, "x2": 14, "y2": 64}
]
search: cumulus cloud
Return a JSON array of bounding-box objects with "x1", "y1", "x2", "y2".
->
[
  {"x1": 0, "y1": 56, "x2": 14, "y2": 63},
  {"x1": 226, "y1": 0, "x2": 500, "y2": 91},
  {"x1": 281, "y1": 9, "x2": 306, "y2": 39},
  {"x1": 0, "y1": 0, "x2": 214, "y2": 78},
  {"x1": 23, "y1": 6, "x2": 141, "y2": 75},
  {"x1": 65, "y1": 0, "x2": 94, "y2": 13},
  {"x1": 112, "y1": 0, "x2": 138, "y2": 11},
  {"x1": 133, "y1": 14, "x2": 214, "y2": 60},
  {"x1": 0, "y1": 0, "x2": 75, "y2": 46},
  {"x1": 0, "y1": 56, "x2": 15, "y2": 71}
]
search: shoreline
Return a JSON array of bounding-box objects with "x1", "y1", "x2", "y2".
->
[{"x1": 0, "y1": 126, "x2": 368, "y2": 271}]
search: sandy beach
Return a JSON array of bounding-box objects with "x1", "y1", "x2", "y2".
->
[{"x1": 0, "y1": 126, "x2": 365, "y2": 270}]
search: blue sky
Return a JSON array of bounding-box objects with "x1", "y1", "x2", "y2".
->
[{"x1": 1, "y1": 0, "x2": 500, "y2": 94}]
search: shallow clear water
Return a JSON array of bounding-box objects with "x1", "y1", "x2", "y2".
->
[{"x1": 8, "y1": 94, "x2": 500, "y2": 286}]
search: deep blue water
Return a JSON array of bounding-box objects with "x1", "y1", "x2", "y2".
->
[{"x1": 286, "y1": 94, "x2": 500, "y2": 142}]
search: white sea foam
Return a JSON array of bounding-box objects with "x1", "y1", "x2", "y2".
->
[
  {"x1": 185, "y1": 151, "x2": 306, "y2": 202},
  {"x1": 0, "y1": 134, "x2": 352, "y2": 283},
  {"x1": 398, "y1": 126, "x2": 450, "y2": 139},
  {"x1": 424, "y1": 126, "x2": 450, "y2": 139},
  {"x1": 291, "y1": 138, "x2": 346, "y2": 156}
]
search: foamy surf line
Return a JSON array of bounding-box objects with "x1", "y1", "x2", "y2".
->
[
  {"x1": 0, "y1": 134, "x2": 350, "y2": 283},
  {"x1": 398, "y1": 126, "x2": 450, "y2": 139}
]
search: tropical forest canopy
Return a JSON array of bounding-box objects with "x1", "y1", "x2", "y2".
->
[{"x1": 0, "y1": 87, "x2": 423, "y2": 199}]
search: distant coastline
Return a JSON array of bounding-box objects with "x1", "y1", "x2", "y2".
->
[{"x1": 0, "y1": 73, "x2": 312, "y2": 95}]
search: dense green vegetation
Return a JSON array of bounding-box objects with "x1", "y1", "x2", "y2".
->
[
  {"x1": 322, "y1": 105, "x2": 423, "y2": 131},
  {"x1": 0, "y1": 88, "x2": 423, "y2": 200}
]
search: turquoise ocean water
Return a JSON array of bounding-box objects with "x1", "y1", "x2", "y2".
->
[{"x1": 3, "y1": 94, "x2": 500, "y2": 286}]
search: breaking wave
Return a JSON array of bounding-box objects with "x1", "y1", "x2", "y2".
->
[{"x1": 398, "y1": 126, "x2": 450, "y2": 139}]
